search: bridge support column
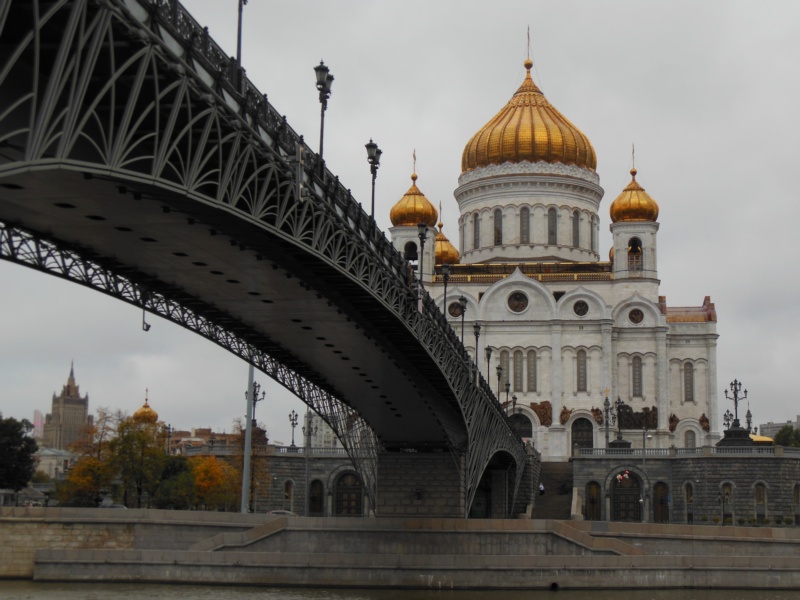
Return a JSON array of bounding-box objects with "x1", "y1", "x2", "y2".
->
[{"x1": 376, "y1": 452, "x2": 465, "y2": 517}]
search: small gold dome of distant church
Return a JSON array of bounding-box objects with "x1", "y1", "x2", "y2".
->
[
  {"x1": 609, "y1": 168, "x2": 659, "y2": 223},
  {"x1": 461, "y1": 58, "x2": 596, "y2": 173},
  {"x1": 390, "y1": 172, "x2": 438, "y2": 227},
  {"x1": 133, "y1": 392, "x2": 158, "y2": 424},
  {"x1": 435, "y1": 221, "x2": 459, "y2": 265}
]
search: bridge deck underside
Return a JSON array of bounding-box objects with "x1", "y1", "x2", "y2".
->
[{"x1": 0, "y1": 167, "x2": 464, "y2": 450}]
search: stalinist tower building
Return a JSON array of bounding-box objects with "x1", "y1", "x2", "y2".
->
[
  {"x1": 389, "y1": 58, "x2": 719, "y2": 462},
  {"x1": 43, "y1": 363, "x2": 93, "y2": 450}
]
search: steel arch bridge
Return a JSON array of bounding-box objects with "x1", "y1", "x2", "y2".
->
[{"x1": 0, "y1": 0, "x2": 531, "y2": 517}]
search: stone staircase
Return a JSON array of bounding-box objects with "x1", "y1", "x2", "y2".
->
[{"x1": 534, "y1": 461, "x2": 574, "y2": 519}]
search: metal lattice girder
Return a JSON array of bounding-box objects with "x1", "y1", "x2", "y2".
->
[{"x1": 0, "y1": 0, "x2": 529, "y2": 515}]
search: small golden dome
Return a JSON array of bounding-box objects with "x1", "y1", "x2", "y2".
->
[
  {"x1": 461, "y1": 59, "x2": 596, "y2": 173},
  {"x1": 609, "y1": 168, "x2": 659, "y2": 223},
  {"x1": 435, "y1": 221, "x2": 459, "y2": 264},
  {"x1": 133, "y1": 397, "x2": 158, "y2": 424},
  {"x1": 389, "y1": 173, "x2": 438, "y2": 227}
]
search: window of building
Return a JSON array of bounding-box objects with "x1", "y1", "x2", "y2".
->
[
  {"x1": 335, "y1": 473, "x2": 363, "y2": 516},
  {"x1": 591, "y1": 215, "x2": 597, "y2": 253},
  {"x1": 283, "y1": 480, "x2": 294, "y2": 512},
  {"x1": 586, "y1": 482, "x2": 602, "y2": 521},
  {"x1": 513, "y1": 350, "x2": 523, "y2": 392},
  {"x1": 520, "y1": 207, "x2": 530, "y2": 244},
  {"x1": 684, "y1": 363, "x2": 694, "y2": 403},
  {"x1": 309, "y1": 479, "x2": 324, "y2": 516},
  {"x1": 628, "y1": 237, "x2": 643, "y2": 271},
  {"x1": 755, "y1": 483, "x2": 766, "y2": 524},
  {"x1": 494, "y1": 208, "x2": 502, "y2": 246},
  {"x1": 572, "y1": 210, "x2": 580, "y2": 248},
  {"x1": 548, "y1": 208, "x2": 557, "y2": 245},
  {"x1": 685, "y1": 482, "x2": 694, "y2": 524},
  {"x1": 500, "y1": 350, "x2": 510, "y2": 389},
  {"x1": 527, "y1": 350, "x2": 537, "y2": 392},
  {"x1": 577, "y1": 349, "x2": 587, "y2": 392},
  {"x1": 473, "y1": 214, "x2": 481, "y2": 250},
  {"x1": 632, "y1": 356, "x2": 642, "y2": 397},
  {"x1": 684, "y1": 430, "x2": 696, "y2": 448},
  {"x1": 721, "y1": 482, "x2": 733, "y2": 524}
]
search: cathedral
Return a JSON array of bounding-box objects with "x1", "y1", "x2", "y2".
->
[{"x1": 389, "y1": 58, "x2": 719, "y2": 462}]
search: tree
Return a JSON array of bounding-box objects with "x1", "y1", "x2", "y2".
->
[
  {"x1": 56, "y1": 456, "x2": 115, "y2": 506},
  {"x1": 0, "y1": 416, "x2": 38, "y2": 491},
  {"x1": 774, "y1": 425, "x2": 800, "y2": 448},
  {"x1": 190, "y1": 455, "x2": 240, "y2": 511},
  {"x1": 151, "y1": 455, "x2": 195, "y2": 509},
  {"x1": 111, "y1": 418, "x2": 166, "y2": 508}
]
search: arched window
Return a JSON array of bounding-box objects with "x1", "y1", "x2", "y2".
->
[
  {"x1": 685, "y1": 482, "x2": 694, "y2": 524},
  {"x1": 684, "y1": 430, "x2": 696, "y2": 448},
  {"x1": 520, "y1": 207, "x2": 530, "y2": 244},
  {"x1": 628, "y1": 237, "x2": 643, "y2": 271},
  {"x1": 548, "y1": 208, "x2": 558, "y2": 245},
  {"x1": 473, "y1": 214, "x2": 481, "y2": 250},
  {"x1": 683, "y1": 363, "x2": 695, "y2": 403},
  {"x1": 509, "y1": 413, "x2": 532, "y2": 438},
  {"x1": 591, "y1": 215, "x2": 597, "y2": 253},
  {"x1": 632, "y1": 356, "x2": 643, "y2": 397},
  {"x1": 572, "y1": 210, "x2": 580, "y2": 248},
  {"x1": 513, "y1": 350, "x2": 523, "y2": 392},
  {"x1": 460, "y1": 221, "x2": 465, "y2": 254},
  {"x1": 721, "y1": 483, "x2": 733, "y2": 524},
  {"x1": 493, "y1": 209, "x2": 503, "y2": 246},
  {"x1": 527, "y1": 350, "x2": 537, "y2": 392},
  {"x1": 403, "y1": 240, "x2": 418, "y2": 261},
  {"x1": 577, "y1": 349, "x2": 587, "y2": 392},
  {"x1": 500, "y1": 350, "x2": 510, "y2": 389}
]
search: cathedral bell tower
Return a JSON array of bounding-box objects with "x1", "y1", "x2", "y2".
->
[{"x1": 609, "y1": 167, "x2": 660, "y2": 280}]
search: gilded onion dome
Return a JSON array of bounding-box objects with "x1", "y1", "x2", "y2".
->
[
  {"x1": 434, "y1": 221, "x2": 459, "y2": 264},
  {"x1": 133, "y1": 396, "x2": 158, "y2": 424},
  {"x1": 389, "y1": 172, "x2": 438, "y2": 227},
  {"x1": 461, "y1": 58, "x2": 597, "y2": 173},
  {"x1": 609, "y1": 168, "x2": 659, "y2": 223}
]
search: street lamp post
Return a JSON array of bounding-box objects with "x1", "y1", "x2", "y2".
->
[
  {"x1": 603, "y1": 394, "x2": 611, "y2": 449},
  {"x1": 642, "y1": 427, "x2": 652, "y2": 522},
  {"x1": 511, "y1": 394, "x2": 517, "y2": 415},
  {"x1": 289, "y1": 410, "x2": 299, "y2": 447},
  {"x1": 484, "y1": 346, "x2": 493, "y2": 384},
  {"x1": 505, "y1": 382, "x2": 511, "y2": 407},
  {"x1": 417, "y1": 223, "x2": 427, "y2": 312},
  {"x1": 458, "y1": 296, "x2": 467, "y2": 341},
  {"x1": 473, "y1": 322, "x2": 481, "y2": 383},
  {"x1": 441, "y1": 264, "x2": 450, "y2": 316},
  {"x1": 313, "y1": 61, "x2": 334, "y2": 173},
  {"x1": 723, "y1": 409, "x2": 733, "y2": 430},
  {"x1": 724, "y1": 379, "x2": 747, "y2": 428},
  {"x1": 302, "y1": 409, "x2": 318, "y2": 517},
  {"x1": 236, "y1": 0, "x2": 247, "y2": 69},
  {"x1": 365, "y1": 139, "x2": 382, "y2": 219},
  {"x1": 496, "y1": 364, "x2": 503, "y2": 401},
  {"x1": 720, "y1": 379, "x2": 752, "y2": 446}
]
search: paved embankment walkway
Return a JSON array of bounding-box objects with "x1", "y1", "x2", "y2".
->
[{"x1": 3, "y1": 507, "x2": 800, "y2": 590}]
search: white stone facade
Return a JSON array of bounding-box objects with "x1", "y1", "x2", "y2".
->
[{"x1": 390, "y1": 163, "x2": 719, "y2": 462}]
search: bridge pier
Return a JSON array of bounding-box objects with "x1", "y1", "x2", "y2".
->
[{"x1": 376, "y1": 452, "x2": 465, "y2": 517}]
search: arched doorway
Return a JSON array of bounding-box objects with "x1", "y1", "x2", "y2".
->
[
  {"x1": 334, "y1": 473, "x2": 363, "y2": 516},
  {"x1": 309, "y1": 479, "x2": 324, "y2": 516},
  {"x1": 571, "y1": 417, "x2": 594, "y2": 451},
  {"x1": 509, "y1": 413, "x2": 532, "y2": 439},
  {"x1": 653, "y1": 482, "x2": 669, "y2": 523},
  {"x1": 586, "y1": 481, "x2": 602, "y2": 521},
  {"x1": 611, "y1": 471, "x2": 642, "y2": 522}
]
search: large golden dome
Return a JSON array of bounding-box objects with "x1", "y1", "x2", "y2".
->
[
  {"x1": 133, "y1": 397, "x2": 158, "y2": 424},
  {"x1": 609, "y1": 168, "x2": 659, "y2": 223},
  {"x1": 434, "y1": 221, "x2": 459, "y2": 264},
  {"x1": 389, "y1": 173, "x2": 438, "y2": 227},
  {"x1": 461, "y1": 59, "x2": 596, "y2": 173}
]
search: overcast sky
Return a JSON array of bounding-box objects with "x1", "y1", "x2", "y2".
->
[{"x1": 2, "y1": 1, "x2": 799, "y2": 444}]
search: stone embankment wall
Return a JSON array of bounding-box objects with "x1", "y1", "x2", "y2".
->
[{"x1": 6, "y1": 507, "x2": 800, "y2": 589}]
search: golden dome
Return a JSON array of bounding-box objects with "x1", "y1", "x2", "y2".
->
[
  {"x1": 133, "y1": 397, "x2": 158, "y2": 424},
  {"x1": 609, "y1": 168, "x2": 659, "y2": 223},
  {"x1": 434, "y1": 221, "x2": 459, "y2": 264},
  {"x1": 461, "y1": 58, "x2": 597, "y2": 173},
  {"x1": 389, "y1": 173, "x2": 438, "y2": 227}
]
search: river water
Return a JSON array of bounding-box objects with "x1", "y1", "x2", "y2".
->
[{"x1": 1, "y1": 582, "x2": 797, "y2": 600}]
